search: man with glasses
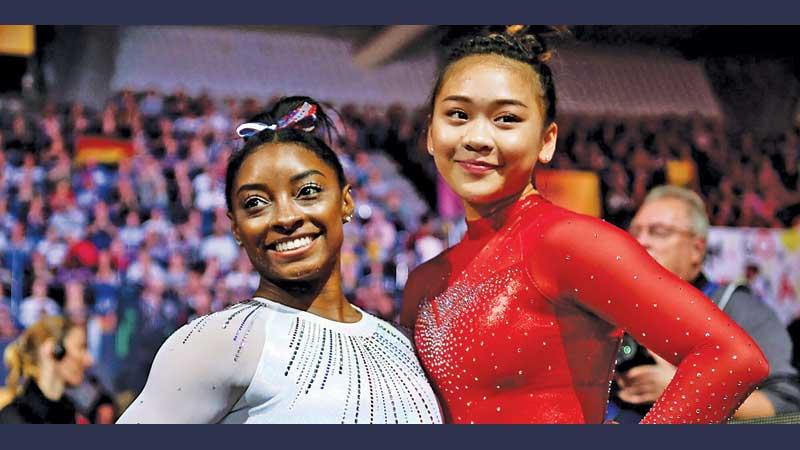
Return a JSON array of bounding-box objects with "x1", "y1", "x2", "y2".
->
[{"x1": 608, "y1": 185, "x2": 800, "y2": 423}]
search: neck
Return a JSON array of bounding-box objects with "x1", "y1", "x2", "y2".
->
[
  {"x1": 463, "y1": 184, "x2": 539, "y2": 223},
  {"x1": 254, "y1": 260, "x2": 359, "y2": 323},
  {"x1": 35, "y1": 368, "x2": 65, "y2": 402}
]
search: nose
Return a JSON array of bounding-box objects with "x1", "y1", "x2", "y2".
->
[
  {"x1": 463, "y1": 118, "x2": 494, "y2": 153},
  {"x1": 270, "y1": 198, "x2": 304, "y2": 234}
]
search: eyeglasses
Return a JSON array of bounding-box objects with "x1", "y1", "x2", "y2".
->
[{"x1": 628, "y1": 223, "x2": 696, "y2": 240}]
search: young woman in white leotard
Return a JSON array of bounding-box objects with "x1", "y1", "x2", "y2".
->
[{"x1": 117, "y1": 97, "x2": 441, "y2": 424}]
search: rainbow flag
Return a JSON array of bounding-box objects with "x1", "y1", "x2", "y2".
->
[{"x1": 74, "y1": 136, "x2": 134, "y2": 165}]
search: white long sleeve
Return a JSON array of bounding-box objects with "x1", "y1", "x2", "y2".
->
[{"x1": 117, "y1": 300, "x2": 267, "y2": 423}]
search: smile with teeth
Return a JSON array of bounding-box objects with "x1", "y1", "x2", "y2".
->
[{"x1": 273, "y1": 236, "x2": 316, "y2": 253}]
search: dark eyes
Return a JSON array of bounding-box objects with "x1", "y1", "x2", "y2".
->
[
  {"x1": 297, "y1": 183, "x2": 322, "y2": 198},
  {"x1": 447, "y1": 110, "x2": 469, "y2": 120},
  {"x1": 243, "y1": 197, "x2": 267, "y2": 210},
  {"x1": 497, "y1": 114, "x2": 521, "y2": 123},
  {"x1": 445, "y1": 110, "x2": 521, "y2": 124},
  {"x1": 241, "y1": 183, "x2": 322, "y2": 210}
]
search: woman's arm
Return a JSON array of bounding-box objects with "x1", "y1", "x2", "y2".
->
[
  {"x1": 117, "y1": 302, "x2": 266, "y2": 424},
  {"x1": 529, "y1": 212, "x2": 769, "y2": 424}
]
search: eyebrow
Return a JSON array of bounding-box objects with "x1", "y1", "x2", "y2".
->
[
  {"x1": 290, "y1": 169, "x2": 326, "y2": 182},
  {"x1": 236, "y1": 183, "x2": 268, "y2": 195},
  {"x1": 236, "y1": 170, "x2": 327, "y2": 195},
  {"x1": 441, "y1": 95, "x2": 528, "y2": 108}
]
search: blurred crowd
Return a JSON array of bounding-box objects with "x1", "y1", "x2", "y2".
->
[
  {"x1": 551, "y1": 115, "x2": 800, "y2": 229},
  {"x1": 2, "y1": 89, "x2": 800, "y2": 419}
]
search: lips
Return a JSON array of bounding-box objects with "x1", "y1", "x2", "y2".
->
[
  {"x1": 266, "y1": 233, "x2": 321, "y2": 258},
  {"x1": 455, "y1": 159, "x2": 500, "y2": 175},
  {"x1": 274, "y1": 236, "x2": 314, "y2": 252}
]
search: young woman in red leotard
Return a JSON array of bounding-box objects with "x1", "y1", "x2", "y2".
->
[{"x1": 400, "y1": 28, "x2": 768, "y2": 424}]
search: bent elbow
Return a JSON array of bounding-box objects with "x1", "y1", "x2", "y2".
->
[{"x1": 741, "y1": 339, "x2": 770, "y2": 386}]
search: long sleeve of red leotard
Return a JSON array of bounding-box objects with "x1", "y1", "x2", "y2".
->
[{"x1": 526, "y1": 211, "x2": 769, "y2": 424}]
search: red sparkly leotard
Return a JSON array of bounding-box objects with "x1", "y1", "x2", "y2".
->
[{"x1": 404, "y1": 194, "x2": 768, "y2": 424}]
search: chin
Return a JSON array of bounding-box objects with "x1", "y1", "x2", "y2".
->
[
  {"x1": 451, "y1": 174, "x2": 515, "y2": 203},
  {"x1": 275, "y1": 258, "x2": 335, "y2": 283},
  {"x1": 66, "y1": 376, "x2": 84, "y2": 387},
  {"x1": 459, "y1": 186, "x2": 509, "y2": 206}
]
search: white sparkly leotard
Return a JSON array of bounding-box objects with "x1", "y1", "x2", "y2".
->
[{"x1": 117, "y1": 297, "x2": 442, "y2": 424}]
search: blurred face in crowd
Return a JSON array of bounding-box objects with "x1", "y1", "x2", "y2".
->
[
  {"x1": 629, "y1": 197, "x2": 706, "y2": 281},
  {"x1": 32, "y1": 279, "x2": 48, "y2": 298},
  {"x1": 228, "y1": 143, "x2": 354, "y2": 284},
  {"x1": 125, "y1": 211, "x2": 140, "y2": 227},
  {"x1": 94, "y1": 403, "x2": 116, "y2": 424},
  {"x1": 428, "y1": 54, "x2": 557, "y2": 212},
  {"x1": 0, "y1": 306, "x2": 17, "y2": 339},
  {"x1": 11, "y1": 222, "x2": 25, "y2": 243},
  {"x1": 50, "y1": 326, "x2": 93, "y2": 388}
]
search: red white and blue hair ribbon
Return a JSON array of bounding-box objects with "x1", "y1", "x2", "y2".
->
[{"x1": 235, "y1": 102, "x2": 318, "y2": 138}]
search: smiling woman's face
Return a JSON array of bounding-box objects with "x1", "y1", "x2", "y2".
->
[
  {"x1": 228, "y1": 143, "x2": 354, "y2": 283},
  {"x1": 428, "y1": 54, "x2": 557, "y2": 206}
]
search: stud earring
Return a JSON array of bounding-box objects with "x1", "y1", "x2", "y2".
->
[{"x1": 344, "y1": 215, "x2": 353, "y2": 223}]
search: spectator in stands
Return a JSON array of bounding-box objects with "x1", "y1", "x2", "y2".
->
[
  {"x1": 125, "y1": 248, "x2": 166, "y2": 286},
  {"x1": 36, "y1": 226, "x2": 69, "y2": 271},
  {"x1": 223, "y1": 252, "x2": 258, "y2": 301},
  {"x1": 0, "y1": 198, "x2": 15, "y2": 237},
  {"x1": 29, "y1": 251, "x2": 55, "y2": 287},
  {"x1": 354, "y1": 274, "x2": 395, "y2": 321},
  {"x1": 87, "y1": 392, "x2": 118, "y2": 425},
  {"x1": 119, "y1": 210, "x2": 145, "y2": 254},
  {"x1": 64, "y1": 233, "x2": 100, "y2": 272},
  {"x1": 603, "y1": 162, "x2": 637, "y2": 228},
  {"x1": 199, "y1": 212, "x2": 239, "y2": 272},
  {"x1": 363, "y1": 208, "x2": 396, "y2": 264},
  {"x1": 116, "y1": 277, "x2": 179, "y2": 395},
  {"x1": 163, "y1": 252, "x2": 188, "y2": 293},
  {"x1": 25, "y1": 195, "x2": 48, "y2": 242},
  {"x1": 0, "y1": 316, "x2": 94, "y2": 423},
  {"x1": 0, "y1": 298, "x2": 19, "y2": 385},
  {"x1": 18, "y1": 278, "x2": 61, "y2": 329},
  {"x1": 613, "y1": 185, "x2": 800, "y2": 422},
  {"x1": 66, "y1": 102, "x2": 91, "y2": 137},
  {"x1": 136, "y1": 154, "x2": 169, "y2": 211},
  {"x1": 88, "y1": 251, "x2": 122, "y2": 375},
  {"x1": 139, "y1": 89, "x2": 164, "y2": 118},
  {"x1": 4, "y1": 222, "x2": 31, "y2": 308},
  {"x1": 87, "y1": 201, "x2": 116, "y2": 251},
  {"x1": 408, "y1": 213, "x2": 444, "y2": 265},
  {"x1": 63, "y1": 281, "x2": 89, "y2": 325},
  {"x1": 49, "y1": 182, "x2": 86, "y2": 240}
]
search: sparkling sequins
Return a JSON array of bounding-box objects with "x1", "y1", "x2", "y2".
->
[
  {"x1": 282, "y1": 318, "x2": 438, "y2": 424},
  {"x1": 182, "y1": 299, "x2": 266, "y2": 362},
  {"x1": 412, "y1": 197, "x2": 765, "y2": 424}
]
